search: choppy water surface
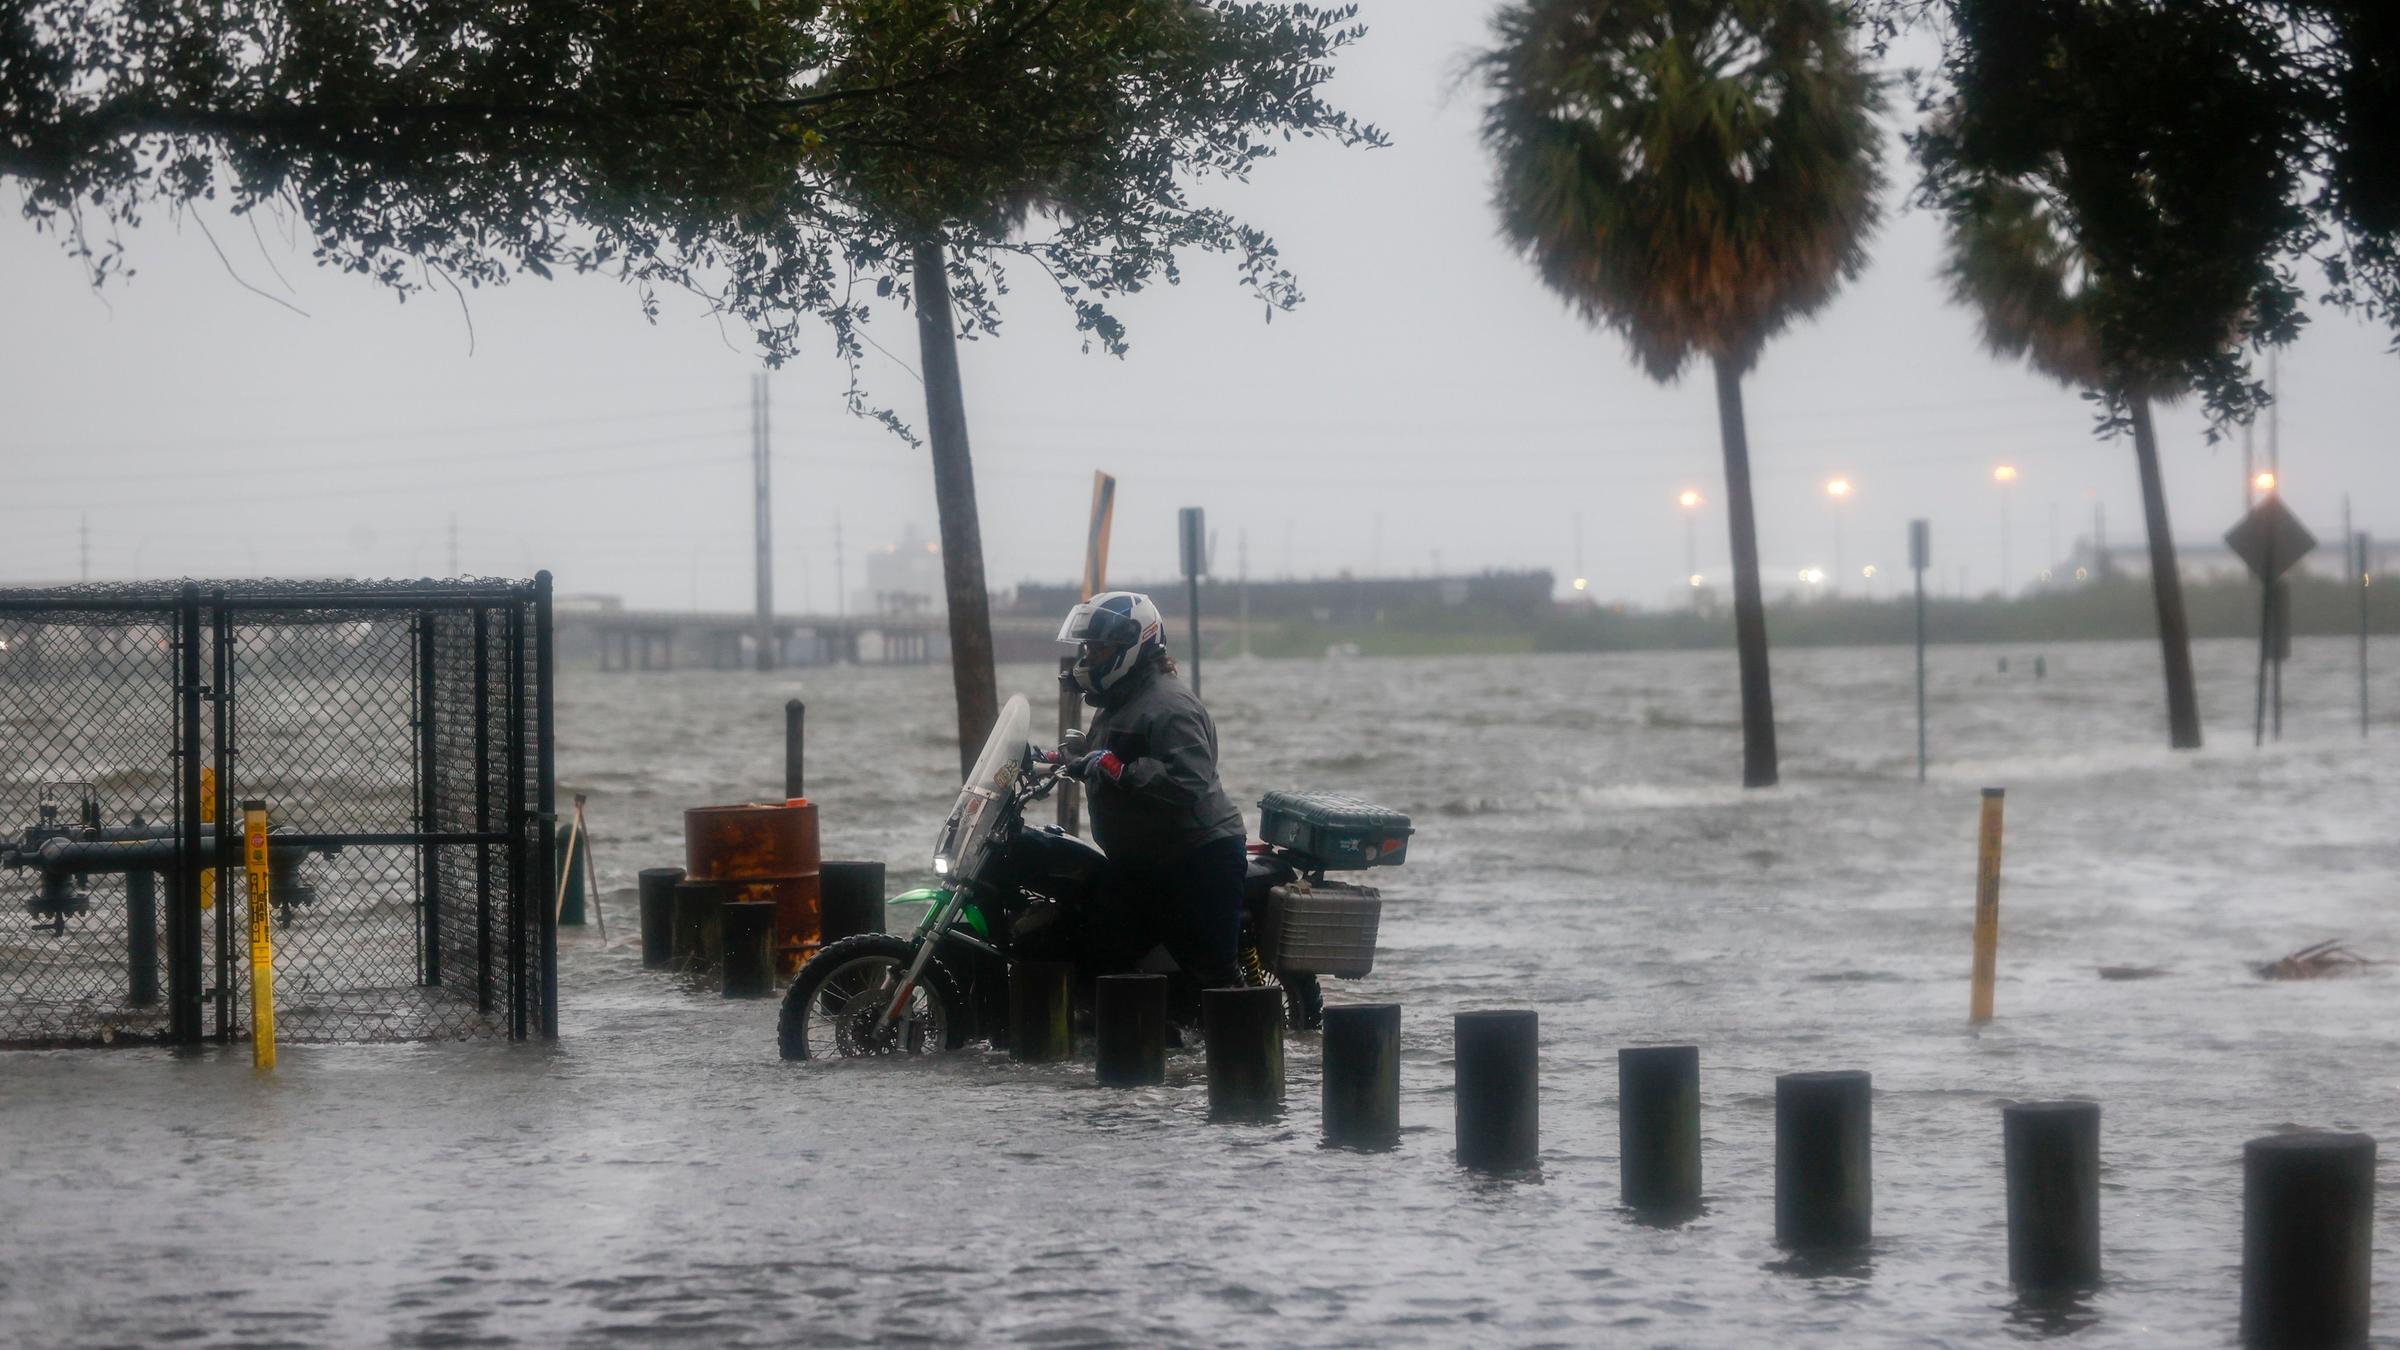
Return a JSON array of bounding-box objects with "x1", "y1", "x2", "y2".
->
[{"x1": 6, "y1": 637, "x2": 2399, "y2": 1347}]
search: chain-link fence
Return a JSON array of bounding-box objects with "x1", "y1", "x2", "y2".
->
[{"x1": 0, "y1": 578, "x2": 556, "y2": 1047}]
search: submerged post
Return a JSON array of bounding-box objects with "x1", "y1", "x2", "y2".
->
[
  {"x1": 1454, "y1": 1009, "x2": 1539, "y2": 1172},
  {"x1": 1008, "y1": 960, "x2": 1074, "y2": 1063},
  {"x1": 671, "y1": 879, "x2": 728, "y2": 973},
  {"x1": 1321, "y1": 1002, "x2": 1402, "y2": 1150},
  {"x1": 1971, "y1": 788, "x2": 2005, "y2": 1022},
  {"x1": 1094, "y1": 973, "x2": 1167, "y2": 1087},
  {"x1": 1619, "y1": 1045, "x2": 1702, "y2": 1218},
  {"x1": 721, "y1": 901, "x2": 776, "y2": 998},
  {"x1": 784, "y1": 698, "x2": 805, "y2": 799},
  {"x1": 2003, "y1": 1100, "x2": 2101, "y2": 1292},
  {"x1": 1776, "y1": 1070, "x2": 1871, "y2": 1250},
  {"x1": 819, "y1": 861, "x2": 887, "y2": 944},
  {"x1": 637, "y1": 867, "x2": 683, "y2": 968},
  {"x1": 1204, "y1": 985, "x2": 1285, "y2": 1121},
  {"x1": 2243, "y1": 1131, "x2": 2375, "y2": 1349}
]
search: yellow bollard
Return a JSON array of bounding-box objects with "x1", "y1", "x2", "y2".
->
[
  {"x1": 243, "y1": 800, "x2": 277, "y2": 1069},
  {"x1": 199, "y1": 768, "x2": 216, "y2": 913},
  {"x1": 1970, "y1": 787, "x2": 2005, "y2": 1023}
]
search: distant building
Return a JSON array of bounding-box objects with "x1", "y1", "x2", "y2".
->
[
  {"x1": 860, "y1": 525, "x2": 944, "y2": 615},
  {"x1": 1009, "y1": 570, "x2": 1555, "y2": 623}
]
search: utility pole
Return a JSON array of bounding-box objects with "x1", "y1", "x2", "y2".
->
[
  {"x1": 1238, "y1": 530, "x2": 1251, "y2": 659},
  {"x1": 752, "y1": 373, "x2": 775, "y2": 671}
]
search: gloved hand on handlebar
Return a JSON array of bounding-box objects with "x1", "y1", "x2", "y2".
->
[{"x1": 1060, "y1": 749, "x2": 1124, "y2": 784}]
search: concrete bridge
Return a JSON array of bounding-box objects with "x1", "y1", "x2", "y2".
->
[{"x1": 556, "y1": 607, "x2": 1062, "y2": 671}]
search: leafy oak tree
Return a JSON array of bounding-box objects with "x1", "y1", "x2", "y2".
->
[{"x1": 2, "y1": 0, "x2": 1381, "y2": 771}]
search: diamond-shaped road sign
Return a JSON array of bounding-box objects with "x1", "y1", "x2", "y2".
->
[{"x1": 2225, "y1": 496, "x2": 2318, "y2": 582}]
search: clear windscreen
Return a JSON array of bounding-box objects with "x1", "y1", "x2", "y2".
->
[{"x1": 931, "y1": 694, "x2": 1031, "y2": 882}]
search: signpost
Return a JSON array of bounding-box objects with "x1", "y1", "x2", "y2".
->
[
  {"x1": 2358, "y1": 528, "x2": 2372, "y2": 740},
  {"x1": 1179, "y1": 507, "x2": 1207, "y2": 698},
  {"x1": 2225, "y1": 495, "x2": 2317, "y2": 746},
  {"x1": 1911, "y1": 519, "x2": 1931, "y2": 783},
  {"x1": 1060, "y1": 472, "x2": 1116, "y2": 832}
]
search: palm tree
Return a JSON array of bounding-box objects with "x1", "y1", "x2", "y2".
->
[
  {"x1": 1476, "y1": 0, "x2": 1883, "y2": 788},
  {"x1": 1943, "y1": 183, "x2": 2203, "y2": 749}
]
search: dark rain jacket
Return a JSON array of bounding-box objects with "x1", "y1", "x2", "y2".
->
[{"x1": 1080, "y1": 661, "x2": 1245, "y2": 863}]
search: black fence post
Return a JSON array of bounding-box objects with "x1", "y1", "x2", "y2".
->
[
  {"x1": 1620, "y1": 1045, "x2": 1702, "y2": 1219},
  {"x1": 2243, "y1": 1131, "x2": 2375, "y2": 1349},
  {"x1": 1321, "y1": 1002, "x2": 1402, "y2": 1150},
  {"x1": 417, "y1": 608, "x2": 442, "y2": 986},
  {"x1": 1776, "y1": 1070, "x2": 1873, "y2": 1251},
  {"x1": 210, "y1": 592, "x2": 232, "y2": 1042},
  {"x1": 2003, "y1": 1100, "x2": 2101, "y2": 1293},
  {"x1": 534, "y1": 572, "x2": 557, "y2": 1038},
  {"x1": 473, "y1": 604, "x2": 494, "y2": 1016},
  {"x1": 172, "y1": 582, "x2": 204, "y2": 1046}
]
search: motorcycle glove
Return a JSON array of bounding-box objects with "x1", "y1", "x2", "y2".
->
[{"x1": 1065, "y1": 750, "x2": 1125, "y2": 784}]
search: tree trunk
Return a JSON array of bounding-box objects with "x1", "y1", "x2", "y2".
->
[
  {"x1": 2129, "y1": 394, "x2": 2203, "y2": 749},
  {"x1": 913, "y1": 239, "x2": 1001, "y2": 780},
  {"x1": 1712, "y1": 355, "x2": 1779, "y2": 788}
]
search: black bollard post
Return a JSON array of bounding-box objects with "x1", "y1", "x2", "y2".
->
[
  {"x1": 1321, "y1": 1003, "x2": 1402, "y2": 1150},
  {"x1": 1620, "y1": 1045, "x2": 1701, "y2": 1218},
  {"x1": 1203, "y1": 986, "x2": 1285, "y2": 1121},
  {"x1": 1454, "y1": 1010, "x2": 1539, "y2": 1172},
  {"x1": 1094, "y1": 973, "x2": 1168, "y2": 1087},
  {"x1": 126, "y1": 867, "x2": 159, "y2": 1008},
  {"x1": 819, "y1": 861, "x2": 888, "y2": 944},
  {"x1": 721, "y1": 901, "x2": 777, "y2": 998},
  {"x1": 784, "y1": 698, "x2": 805, "y2": 800},
  {"x1": 2242, "y1": 1131, "x2": 2375, "y2": 1349},
  {"x1": 671, "y1": 879, "x2": 728, "y2": 974},
  {"x1": 2003, "y1": 1101, "x2": 2100, "y2": 1292},
  {"x1": 1776, "y1": 1070, "x2": 1873, "y2": 1250},
  {"x1": 637, "y1": 867, "x2": 683, "y2": 969},
  {"x1": 1007, "y1": 960, "x2": 1074, "y2": 1063}
]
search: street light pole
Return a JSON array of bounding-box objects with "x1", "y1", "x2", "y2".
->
[
  {"x1": 1678, "y1": 489, "x2": 1703, "y2": 604},
  {"x1": 1993, "y1": 464, "x2": 2020, "y2": 596},
  {"x1": 1826, "y1": 478, "x2": 1852, "y2": 594}
]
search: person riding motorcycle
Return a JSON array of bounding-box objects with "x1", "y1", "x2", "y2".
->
[{"x1": 1052, "y1": 591, "x2": 1247, "y2": 992}]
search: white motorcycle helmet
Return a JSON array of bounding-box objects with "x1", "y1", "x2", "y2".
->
[{"x1": 1057, "y1": 591, "x2": 1165, "y2": 697}]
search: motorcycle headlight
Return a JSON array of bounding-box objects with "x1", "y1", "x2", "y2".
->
[{"x1": 932, "y1": 856, "x2": 950, "y2": 876}]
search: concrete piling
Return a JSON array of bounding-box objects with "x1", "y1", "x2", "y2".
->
[
  {"x1": 1007, "y1": 960, "x2": 1074, "y2": 1063},
  {"x1": 2003, "y1": 1101, "x2": 2101, "y2": 1292},
  {"x1": 1454, "y1": 1009, "x2": 1539, "y2": 1172},
  {"x1": 1204, "y1": 986, "x2": 1285, "y2": 1121},
  {"x1": 1094, "y1": 973, "x2": 1168, "y2": 1087},
  {"x1": 1776, "y1": 1070, "x2": 1872, "y2": 1250},
  {"x1": 1619, "y1": 1045, "x2": 1701, "y2": 1218},
  {"x1": 1321, "y1": 1002, "x2": 1402, "y2": 1150},
  {"x1": 819, "y1": 860, "x2": 888, "y2": 944},
  {"x1": 721, "y1": 900, "x2": 777, "y2": 998},
  {"x1": 671, "y1": 879, "x2": 728, "y2": 973},
  {"x1": 2242, "y1": 1131, "x2": 2375, "y2": 1349},
  {"x1": 637, "y1": 867, "x2": 683, "y2": 969}
]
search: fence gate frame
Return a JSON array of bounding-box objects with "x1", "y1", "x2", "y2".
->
[{"x1": 0, "y1": 575, "x2": 557, "y2": 1047}]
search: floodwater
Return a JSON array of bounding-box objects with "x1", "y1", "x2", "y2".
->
[{"x1": 6, "y1": 636, "x2": 2399, "y2": 1347}]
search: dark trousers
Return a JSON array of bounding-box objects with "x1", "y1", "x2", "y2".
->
[{"x1": 1108, "y1": 836, "x2": 1247, "y2": 992}]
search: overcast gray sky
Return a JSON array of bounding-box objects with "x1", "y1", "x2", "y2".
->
[{"x1": 5, "y1": 1, "x2": 2395, "y2": 611}]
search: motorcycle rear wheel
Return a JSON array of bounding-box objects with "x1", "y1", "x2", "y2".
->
[{"x1": 778, "y1": 934, "x2": 969, "y2": 1061}]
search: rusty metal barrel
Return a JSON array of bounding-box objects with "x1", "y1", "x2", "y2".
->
[{"x1": 684, "y1": 799, "x2": 822, "y2": 977}]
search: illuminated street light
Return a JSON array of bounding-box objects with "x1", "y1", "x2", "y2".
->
[
  {"x1": 1677, "y1": 490, "x2": 1704, "y2": 608},
  {"x1": 1825, "y1": 478, "x2": 1853, "y2": 591},
  {"x1": 1573, "y1": 576, "x2": 1589, "y2": 592},
  {"x1": 1862, "y1": 565, "x2": 1877, "y2": 580},
  {"x1": 1993, "y1": 463, "x2": 2020, "y2": 594},
  {"x1": 2253, "y1": 471, "x2": 2278, "y2": 494}
]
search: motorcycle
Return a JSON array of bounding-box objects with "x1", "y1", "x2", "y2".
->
[{"x1": 776, "y1": 694, "x2": 1412, "y2": 1060}]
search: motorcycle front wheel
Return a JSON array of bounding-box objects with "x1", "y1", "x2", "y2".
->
[{"x1": 778, "y1": 934, "x2": 969, "y2": 1061}]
